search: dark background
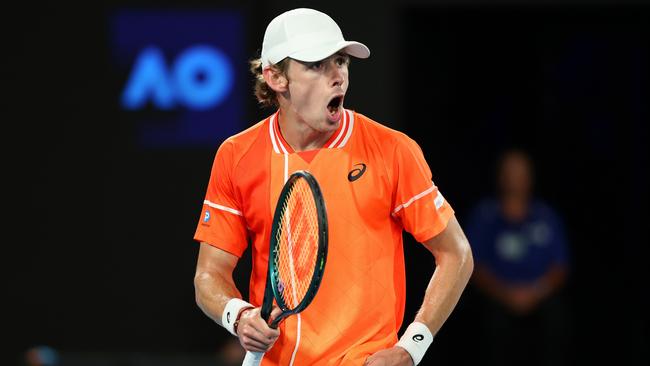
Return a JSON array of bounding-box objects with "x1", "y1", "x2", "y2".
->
[{"x1": 8, "y1": 0, "x2": 649, "y2": 365}]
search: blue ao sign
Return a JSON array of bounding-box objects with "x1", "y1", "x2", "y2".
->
[{"x1": 110, "y1": 11, "x2": 244, "y2": 147}]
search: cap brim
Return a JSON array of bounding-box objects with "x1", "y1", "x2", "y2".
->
[{"x1": 289, "y1": 40, "x2": 370, "y2": 63}]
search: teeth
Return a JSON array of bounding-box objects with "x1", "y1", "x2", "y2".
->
[{"x1": 327, "y1": 96, "x2": 342, "y2": 117}]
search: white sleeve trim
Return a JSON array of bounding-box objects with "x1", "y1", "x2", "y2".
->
[
  {"x1": 393, "y1": 183, "x2": 440, "y2": 215},
  {"x1": 204, "y1": 200, "x2": 243, "y2": 216}
]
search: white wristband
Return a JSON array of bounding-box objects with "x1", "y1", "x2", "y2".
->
[
  {"x1": 395, "y1": 322, "x2": 434, "y2": 365},
  {"x1": 222, "y1": 298, "x2": 254, "y2": 336}
]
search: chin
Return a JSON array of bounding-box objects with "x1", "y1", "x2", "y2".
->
[{"x1": 323, "y1": 118, "x2": 341, "y2": 131}]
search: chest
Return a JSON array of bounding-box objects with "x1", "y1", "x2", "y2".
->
[{"x1": 238, "y1": 148, "x2": 392, "y2": 235}]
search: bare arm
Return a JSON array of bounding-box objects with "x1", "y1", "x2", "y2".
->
[
  {"x1": 365, "y1": 216, "x2": 474, "y2": 365},
  {"x1": 194, "y1": 242, "x2": 280, "y2": 352},
  {"x1": 407, "y1": 217, "x2": 473, "y2": 330},
  {"x1": 414, "y1": 215, "x2": 474, "y2": 333},
  {"x1": 194, "y1": 242, "x2": 242, "y2": 325}
]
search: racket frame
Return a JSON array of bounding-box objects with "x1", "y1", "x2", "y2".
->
[{"x1": 260, "y1": 170, "x2": 328, "y2": 328}]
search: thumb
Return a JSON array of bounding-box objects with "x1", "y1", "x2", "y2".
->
[
  {"x1": 364, "y1": 354, "x2": 376, "y2": 366},
  {"x1": 268, "y1": 305, "x2": 283, "y2": 326}
]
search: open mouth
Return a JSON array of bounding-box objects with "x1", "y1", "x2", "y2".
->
[{"x1": 327, "y1": 95, "x2": 344, "y2": 115}]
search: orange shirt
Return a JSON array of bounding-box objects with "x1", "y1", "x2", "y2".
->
[{"x1": 194, "y1": 109, "x2": 454, "y2": 365}]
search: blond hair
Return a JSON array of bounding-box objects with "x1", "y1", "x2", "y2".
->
[{"x1": 249, "y1": 58, "x2": 291, "y2": 108}]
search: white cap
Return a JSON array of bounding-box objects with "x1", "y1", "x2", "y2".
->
[{"x1": 261, "y1": 8, "x2": 370, "y2": 69}]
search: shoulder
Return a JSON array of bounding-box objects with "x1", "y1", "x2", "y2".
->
[
  {"x1": 221, "y1": 118, "x2": 268, "y2": 151},
  {"x1": 353, "y1": 111, "x2": 421, "y2": 152},
  {"x1": 215, "y1": 117, "x2": 270, "y2": 164}
]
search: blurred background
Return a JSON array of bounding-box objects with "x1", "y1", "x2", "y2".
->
[{"x1": 8, "y1": 0, "x2": 649, "y2": 365}]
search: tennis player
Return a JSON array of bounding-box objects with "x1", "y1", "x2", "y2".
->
[{"x1": 193, "y1": 8, "x2": 474, "y2": 366}]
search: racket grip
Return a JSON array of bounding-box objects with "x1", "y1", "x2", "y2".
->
[{"x1": 242, "y1": 351, "x2": 264, "y2": 366}]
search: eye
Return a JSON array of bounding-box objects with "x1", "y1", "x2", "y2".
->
[{"x1": 309, "y1": 61, "x2": 323, "y2": 70}]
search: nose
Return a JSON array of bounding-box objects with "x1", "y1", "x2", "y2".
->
[{"x1": 329, "y1": 61, "x2": 344, "y2": 88}]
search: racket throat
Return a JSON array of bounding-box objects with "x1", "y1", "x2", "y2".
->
[{"x1": 269, "y1": 312, "x2": 292, "y2": 329}]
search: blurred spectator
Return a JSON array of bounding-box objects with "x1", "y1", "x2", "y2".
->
[
  {"x1": 466, "y1": 149, "x2": 571, "y2": 366},
  {"x1": 24, "y1": 346, "x2": 59, "y2": 366},
  {"x1": 215, "y1": 338, "x2": 245, "y2": 366}
]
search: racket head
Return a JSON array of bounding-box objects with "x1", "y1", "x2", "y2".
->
[{"x1": 266, "y1": 170, "x2": 328, "y2": 326}]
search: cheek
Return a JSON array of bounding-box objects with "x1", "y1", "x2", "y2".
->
[
  {"x1": 341, "y1": 73, "x2": 350, "y2": 92},
  {"x1": 290, "y1": 84, "x2": 319, "y2": 110}
]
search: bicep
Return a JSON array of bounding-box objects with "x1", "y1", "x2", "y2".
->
[
  {"x1": 196, "y1": 242, "x2": 239, "y2": 277},
  {"x1": 422, "y1": 216, "x2": 472, "y2": 261}
]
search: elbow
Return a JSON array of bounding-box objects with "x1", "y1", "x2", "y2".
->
[
  {"x1": 193, "y1": 271, "x2": 211, "y2": 308},
  {"x1": 461, "y1": 239, "x2": 474, "y2": 282}
]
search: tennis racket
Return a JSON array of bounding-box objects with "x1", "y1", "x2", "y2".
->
[{"x1": 242, "y1": 170, "x2": 328, "y2": 366}]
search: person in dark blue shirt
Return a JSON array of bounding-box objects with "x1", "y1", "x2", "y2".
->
[{"x1": 467, "y1": 149, "x2": 571, "y2": 366}]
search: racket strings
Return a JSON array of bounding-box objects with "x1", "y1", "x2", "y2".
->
[{"x1": 274, "y1": 179, "x2": 319, "y2": 310}]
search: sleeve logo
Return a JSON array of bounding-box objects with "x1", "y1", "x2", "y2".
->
[{"x1": 203, "y1": 210, "x2": 211, "y2": 222}]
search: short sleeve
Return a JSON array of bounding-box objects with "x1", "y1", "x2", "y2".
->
[
  {"x1": 391, "y1": 135, "x2": 454, "y2": 243},
  {"x1": 193, "y1": 140, "x2": 249, "y2": 257}
]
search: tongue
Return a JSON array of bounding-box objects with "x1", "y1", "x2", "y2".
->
[{"x1": 327, "y1": 106, "x2": 342, "y2": 122}]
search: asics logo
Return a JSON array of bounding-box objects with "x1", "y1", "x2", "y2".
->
[{"x1": 347, "y1": 163, "x2": 367, "y2": 182}]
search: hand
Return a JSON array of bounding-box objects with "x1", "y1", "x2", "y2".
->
[
  {"x1": 236, "y1": 306, "x2": 282, "y2": 352},
  {"x1": 364, "y1": 346, "x2": 414, "y2": 366}
]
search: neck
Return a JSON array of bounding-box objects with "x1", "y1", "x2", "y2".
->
[
  {"x1": 500, "y1": 193, "x2": 529, "y2": 222},
  {"x1": 277, "y1": 109, "x2": 337, "y2": 152}
]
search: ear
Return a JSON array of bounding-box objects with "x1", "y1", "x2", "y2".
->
[{"x1": 262, "y1": 66, "x2": 289, "y2": 93}]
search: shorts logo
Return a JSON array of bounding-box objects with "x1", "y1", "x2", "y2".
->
[
  {"x1": 347, "y1": 163, "x2": 367, "y2": 182},
  {"x1": 203, "y1": 210, "x2": 211, "y2": 222}
]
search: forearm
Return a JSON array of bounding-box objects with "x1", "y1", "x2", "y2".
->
[
  {"x1": 194, "y1": 243, "x2": 245, "y2": 327},
  {"x1": 414, "y1": 244, "x2": 473, "y2": 334},
  {"x1": 194, "y1": 269, "x2": 242, "y2": 325}
]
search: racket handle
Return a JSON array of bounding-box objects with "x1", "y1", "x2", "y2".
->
[{"x1": 242, "y1": 351, "x2": 264, "y2": 366}]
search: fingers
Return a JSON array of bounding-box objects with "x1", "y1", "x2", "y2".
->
[
  {"x1": 236, "y1": 307, "x2": 281, "y2": 352},
  {"x1": 363, "y1": 352, "x2": 379, "y2": 366},
  {"x1": 238, "y1": 333, "x2": 273, "y2": 353},
  {"x1": 364, "y1": 356, "x2": 379, "y2": 365},
  {"x1": 268, "y1": 305, "x2": 283, "y2": 326}
]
